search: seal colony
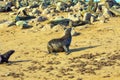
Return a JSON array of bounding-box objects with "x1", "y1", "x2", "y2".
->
[
  {"x1": 0, "y1": 50, "x2": 15, "y2": 64},
  {"x1": 47, "y1": 28, "x2": 72, "y2": 55}
]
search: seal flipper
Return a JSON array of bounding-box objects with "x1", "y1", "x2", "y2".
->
[{"x1": 1, "y1": 50, "x2": 15, "y2": 63}]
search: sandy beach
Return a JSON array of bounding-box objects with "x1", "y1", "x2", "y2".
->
[{"x1": 0, "y1": 11, "x2": 120, "y2": 80}]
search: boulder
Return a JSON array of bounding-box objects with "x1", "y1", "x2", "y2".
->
[
  {"x1": 83, "y1": 12, "x2": 91, "y2": 22},
  {"x1": 42, "y1": 8, "x2": 50, "y2": 15},
  {"x1": 90, "y1": 15, "x2": 96, "y2": 23},
  {"x1": 41, "y1": 24, "x2": 52, "y2": 31},
  {"x1": 56, "y1": 1, "x2": 67, "y2": 11},
  {"x1": 36, "y1": 16, "x2": 47, "y2": 22},
  {"x1": 49, "y1": 17, "x2": 70, "y2": 26},
  {"x1": 5, "y1": 1, "x2": 12, "y2": 11},
  {"x1": 101, "y1": 6, "x2": 113, "y2": 18},
  {"x1": 71, "y1": 27, "x2": 80, "y2": 36},
  {"x1": 16, "y1": 21, "x2": 30, "y2": 28},
  {"x1": 68, "y1": 13, "x2": 80, "y2": 22},
  {"x1": 52, "y1": 24, "x2": 65, "y2": 32},
  {"x1": 32, "y1": 8, "x2": 41, "y2": 16}
]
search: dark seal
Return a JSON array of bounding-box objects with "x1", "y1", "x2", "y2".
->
[
  {"x1": 47, "y1": 28, "x2": 72, "y2": 55},
  {"x1": 0, "y1": 50, "x2": 15, "y2": 64}
]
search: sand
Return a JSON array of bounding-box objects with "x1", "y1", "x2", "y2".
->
[{"x1": 0, "y1": 12, "x2": 120, "y2": 80}]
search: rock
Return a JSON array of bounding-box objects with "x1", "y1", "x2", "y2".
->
[
  {"x1": 39, "y1": 2, "x2": 47, "y2": 10},
  {"x1": 9, "y1": 12, "x2": 17, "y2": 16},
  {"x1": 11, "y1": 6, "x2": 16, "y2": 11},
  {"x1": 90, "y1": 15, "x2": 96, "y2": 23},
  {"x1": 41, "y1": 24, "x2": 52, "y2": 31},
  {"x1": 50, "y1": 17, "x2": 70, "y2": 26},
  {"x1": 73, "y1": 2, "x2": 82, "y2": 10},
  {"x1": 42, "y1": 8, "x2": 50, "y2": 15},
  {"x1": 104, "y1": 0, "x2": 117, "y2": 8},
  {"x1": 32, "y1": 8, "x2": 41, "y2": 16},
  {"x1": 16, "y1": 21, "x2": 30, "y2": 28},
  {"x1": 98, "y1": 15, "x2": 106, "y2": 23},
  {"x1": 17, "y1": 7, "x2": 28, "y2": 16},
  {"x1": 68, "y1": 13, "x2": 80, "y2": 22},
  {"x1": 29, "y1": 1, "x2": 39, "y2": 8},
  {"x1": 0, "y1": 21, "x2": 13, "y2": 27},
  {"x1": 71, "y1": 28, "x2": 80, "y2": 36},
  {"x1": 83, "y1": 12, "x2": 91, "y2": 22},
  {"x1": 65, "y1": 7, "x2": 71, "y2": 12},
  {"x1": 47, "y1": 13, "x2": 56, "y2": 18},
  {"x1": 0, "y1": 7, "x2": 5, "y2": 12},
  {"x1": 36, "y1": 16, "x2": 47, "y2": 22},
  {"x1": 56, "y1": 1, "x2": 67, "y2": 11},
  {"x1": 52, "y1": 24, "x2": 65, "y2": 32},
  {"x1": 102, "y1": 7, "x2": 113, "y2": 18},
  {"x1": 5, "y1": 1, "x2": 12, "y2": 11}
]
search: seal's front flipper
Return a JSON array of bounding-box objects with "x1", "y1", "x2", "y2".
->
[{"x1": 63, "y1": 46, "x2": 70, "y2": 55}]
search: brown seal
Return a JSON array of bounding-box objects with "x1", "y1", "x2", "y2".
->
[{"x1": 47, "y1": 28, "x2": 72, "y2": 55}]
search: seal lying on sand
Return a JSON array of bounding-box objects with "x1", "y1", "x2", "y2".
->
[
  {"x1": 0, "y1": 50, "x2": 15, "y2": 64},
  {"x1": 47, "y1": 28, "x2": 72, "y2": 55}
]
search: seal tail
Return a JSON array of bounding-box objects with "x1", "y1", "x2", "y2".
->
[{"x1": 2, "y1": 50, "x2": 15, "y2": 63}]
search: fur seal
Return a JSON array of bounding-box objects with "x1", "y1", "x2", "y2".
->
[
  {"x1": 0, "y1": 50, "x2": 15, "y2": 64},
  {"x1": 47, "y1": 28, "x2": 72, "y2": 55}
]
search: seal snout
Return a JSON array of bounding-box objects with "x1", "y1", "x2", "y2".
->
[{"x1": 9, "y1": 50, "x2": 15, "y2": 54}]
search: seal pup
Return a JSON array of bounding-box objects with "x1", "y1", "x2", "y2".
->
[
  {"x1": 47, "y1": 28, "x2": 72, "y2": 55},
  {"x1": 0, "y1": 50, "x2": 15, "y2": 64}
]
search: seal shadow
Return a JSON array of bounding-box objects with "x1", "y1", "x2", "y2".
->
[
  {"x1": 7, "y1": 60, "x2": 31, "y2": 65},
  {"x1": 70, "y1": 45, "x2": 100, "y2": 53}
]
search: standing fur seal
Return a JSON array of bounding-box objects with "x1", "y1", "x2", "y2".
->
[
  {"x1": 0, "y1": 50, "x2": 15, "y2": 64},
  {"x1": 47, "y1": 28, "x2": 72, "y2": 55}
]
